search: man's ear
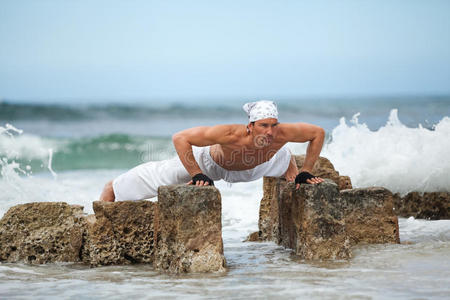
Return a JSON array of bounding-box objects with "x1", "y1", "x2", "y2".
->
[{"x1": 247, "y1": 122, "x2": 254, "y2": 134}]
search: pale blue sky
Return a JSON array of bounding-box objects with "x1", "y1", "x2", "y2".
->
[{"x1": 1, "y1": 0, "x2": 450, "y2": 103}]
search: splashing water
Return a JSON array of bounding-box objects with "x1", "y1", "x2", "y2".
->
[
  {"x1": 321, "y1": 109, "x2": 450, "y2": 195},
  {"x1": 0, "y1": 123, "x2": 60, "y2": 210}
]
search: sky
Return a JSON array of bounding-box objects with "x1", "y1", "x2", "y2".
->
[{"x1": 1, "y1": 0, "x2": 450, "y2": 103}]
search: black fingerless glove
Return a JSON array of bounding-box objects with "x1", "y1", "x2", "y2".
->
[
  {"x1": 295, "y1": 171, "x2": 316, "y2": 185},
  {"x1": 192, "y1": 173, "x2": 214, "y2": 186}
]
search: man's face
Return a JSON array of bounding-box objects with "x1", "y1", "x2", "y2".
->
[{"x1": 249, "y1": 118, "x2": 279, "y2": 147}]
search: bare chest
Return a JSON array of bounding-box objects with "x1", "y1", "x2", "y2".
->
[{"x1": 209, "y1": 144, "x2": 284, "y2": 171}]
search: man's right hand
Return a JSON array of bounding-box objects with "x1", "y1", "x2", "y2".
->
[{"x1": 188, "y1": 173, "x2": 214, "y2": 186}]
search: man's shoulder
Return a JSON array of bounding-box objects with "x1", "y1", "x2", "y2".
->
[
  {"x1": 206, "y1": 124, "x2": 244, "y2": 143},
  {"x1": 277, "y1": 122, "x2": 298, "y2": 134},
  {"x1": 276, "y1": 122, "x2": 306, "y2": 142},
  {"x1": 211, "y1": 124, "x2": 244, "y2": 133}
]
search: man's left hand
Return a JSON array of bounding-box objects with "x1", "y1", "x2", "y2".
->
[{"x1": 295, "y1": 171, "x2": 324, "y2": 189}]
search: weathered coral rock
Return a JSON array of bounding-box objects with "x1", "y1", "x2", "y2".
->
[
  {"x1": 82, "y1": 200, "x2": 158, "y2": 266},
  {"x1": 340, "y1": 188, "x2": 400, "y2": 245},
  {"x1": 155, "y1": 185, "x2": 226, "y2": 273},
  {"x1": 293, "y1": 155, "x2": 353, "y2": 190},
  {"x1": 244, "y1": 231, "x2": 260, "y2": 242},
  {"x1": 1, "y1": 187, "x2": 224, "y2": 272},
  {"x1": 258, "y1": 177, "x2": 288, "y2": 242},
  {"x1": 338, "y1": 176, "x2": 353, "y2": 191},
  {"x1": 278, "y1": 180, "x2": 351, "y2": 260},
  {"x1": 255, "y1": 155, "x2": 352, "y2": 242},
  {"x1": 0, "y1": 202, "x2": 85, "y2": 264},
  {"x1": 393, "y1": 192, "x2": 450, "y2": 220},
  {"x1": 258, "y1": 178, "x2": 399, "y2": 260}
]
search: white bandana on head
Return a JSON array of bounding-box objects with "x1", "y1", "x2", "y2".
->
[{"x1": 242, "y1": 100, "x2": 278, "y2": 122}]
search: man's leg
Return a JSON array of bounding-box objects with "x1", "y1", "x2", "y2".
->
[
  {"x1": 100, "y1": 180, "x2": 115, "y2": 202},
  {"x1": 99, "y1": 157, "x2": 192, "y2": 202}
]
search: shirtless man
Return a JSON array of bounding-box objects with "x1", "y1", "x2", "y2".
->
[{"x1": 100, "y1": 100, "x2": 324, "y2": 202}]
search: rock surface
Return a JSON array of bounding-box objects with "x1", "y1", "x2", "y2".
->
[
  {"x1": 258, "y1": 177, "x2": 287, "y2": 242},
  {"x1": 257, "y1": 155, "x2": 352, "y2": 242},
  {"x1": 341, "y1": 188, "x2": 400, "y2": 245},
  {"x1": 293, "y1": 155, "x2": 353, "y2": 190},
  {"x1": 393, "y1": 191, "x2": 450, "y2": 220},
  {"x1": 0, "y1": 186, "x2": 225, "y2": 273},
  {"x1": 0, "y1": 202, "x2": 85, "y2": 264},
  {"x1": 278, "y1": 180, "x2": 351, "y2": 260},
  {"x1": 155, "y1": 185, "x2": 226, "y2": 273},
  {"x1": 256, "y1": 178, "x2": 400, "y2": 260},
  {"x1": 82, "y1": 200, "x2": 159, "y2": 266}
]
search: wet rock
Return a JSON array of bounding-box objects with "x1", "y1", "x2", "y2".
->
[
  {"x1": 258, "y1": 155, "x2": 352, "y2": 243},
  {"x1": 264, "y1": 178, "x2": 399, "y2": 260},
  {"x1": 338, "y1": 176, "x2": 353, "y2": 191},
  {"x1": 244, "y1": 231, "x2": 260, "y2": 242},
  {"x1": 0, "y1": 202, "x2": 85, "y2": 264},
  {"x1": 278, "y1": 180, "x2": 352, "y2": 260},
  {"x1": 341, "y1": 188, "x2": 400, "y2": 245},
  {"x1": 82, "y1": 200, "x2": 158, "y2": 266},
  {"x1": 155, "y1": 185, "x2": 226, "y2": 273},
  {"x1": 293, "y1": 155, "x2": 353, "y2": 190},
  {"x1": 393, "y1": 192, "x2": 450, "y2": 220},
  {"x1": 258, "y1": 177, "x2": 288, "y2": 242}
]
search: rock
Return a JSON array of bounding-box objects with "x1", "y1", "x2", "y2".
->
[
  {"x1": 393, "y1": 192, "x2": 450, "y2": 220},
  {"x1": 0, "y1": 187, "x2": 223, "y2": 273},
  {"x1": 155, "y1": 185, "x2": 226, "y2": 273},
  {"x1": 258, "y1": 155, "x2": 352, "y2": 243},
  {"x1": 340, "y1": 188, "x2": 400, "y2": 245},
  {"x1": 0, "y1": 202, "x2": 85, "y2": 264},
  {"x1": 338, "y1": 176, "x2": 353, "y2": 191},
  {"x1": 244, "y1": 231, "x2": 260, "y2": 242},
  {"x1": 293, "y1": 155, "x2": 353, "y2": 190},
  {"x1": 82, "y1": 200, "x2": 158, "y2": 266},
  {"x1": 278, "y1": 180, "x2": 352, "y2": 260},
  {"x1": 258, "y1": 177, "x2": 288, "y2": 242},
  {"x1": 264, "y1": 178, "x2": 400, "y2": 260}
]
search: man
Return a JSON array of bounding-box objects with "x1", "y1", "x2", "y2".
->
[{"x1": 100, "y1": 100, "x2": 324, "y2": 202}]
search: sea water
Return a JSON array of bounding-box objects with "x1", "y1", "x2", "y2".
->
[{"x1": 0, "y1": 98, "x2": 449, "y2": 299}]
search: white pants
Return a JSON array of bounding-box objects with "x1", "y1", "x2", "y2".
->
[{"x1": 113, "y1": 145, "x2": 291, "y2": 201}]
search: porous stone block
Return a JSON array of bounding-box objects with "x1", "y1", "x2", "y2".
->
[
  {"x1": 278, "y1": 180, "x2": 352, "y2": 260},
  {"x1": 277, "y1": 181, "x2": 400, "y2": 260},
  {"x1": 0, "y1": 202, "x2": 85, "y2": 264},
  {"x1": 255, "y1": 155, "x2": 352, "y2": 243},
  {"x1": 155, "y1": 185, "x2": 226, "y2": 273},
  {"x1": 257, "y1": 176, "x2": 287, "y2": 242},
  {"x1": 293, "y1": 155, "x2": 353, "y2": 190},
  {"x1": 341, "y1": 188, "x2": 400, "y2": 245},
  {"x1": 393, "y1": 191, "x2": 450, "y2": 220},
  {"x1": 82, "y1": 200, "x2": 158, "y2": 266}
]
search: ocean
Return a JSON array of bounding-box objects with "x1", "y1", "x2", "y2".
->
[{"x1": 1, "y1": 97, "x2": 449, "y2": 299}]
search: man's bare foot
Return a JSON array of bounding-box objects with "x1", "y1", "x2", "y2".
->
[{"x1": 99, "y1": 180, "x2": 115, "y2": 202}]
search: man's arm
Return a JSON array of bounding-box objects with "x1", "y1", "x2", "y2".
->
[
  {"x1": 280, "y1": 122, "x2": 325, "y2": 186},
  {"x1": 172, "y1": 125, "x2": 237, "y2": 179}
]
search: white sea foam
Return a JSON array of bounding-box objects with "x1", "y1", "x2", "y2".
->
[
  {"x1": 218, "y1": 179, "x2": 263, "y2": 238},
  {"x1": 289, "y1": 109, "x2": 450, "y2": 195},
  {"x1": 0, "y1": 131, "x2": 57, "y2": 161},
  {"x1": 399, "y1": 216, "x2": 450, "y2": 243}
]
